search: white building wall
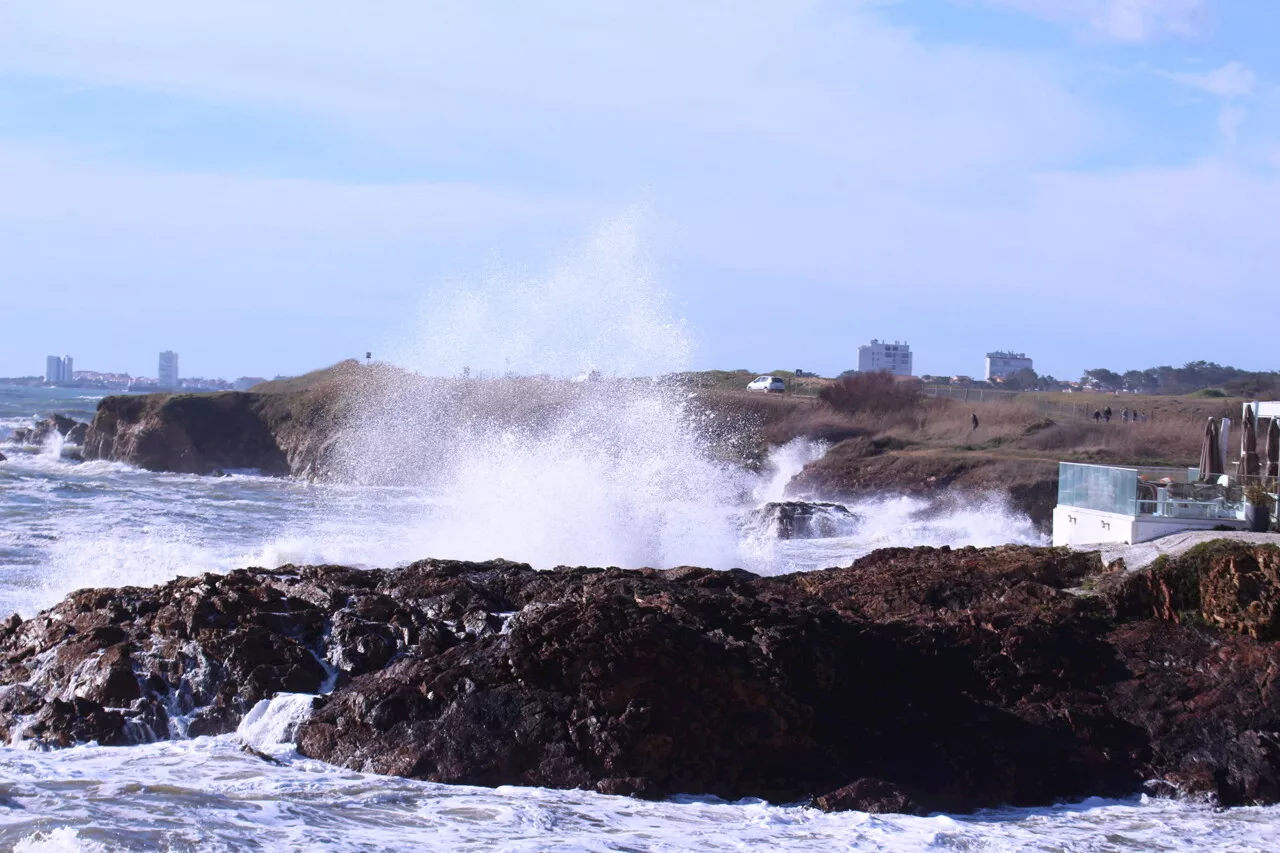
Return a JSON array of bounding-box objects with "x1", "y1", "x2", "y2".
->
[
  {"x1": 985, "y1": 352, "x2": 1033, "y2": 381},
  {"x1": 158, "y1": 351, "x2": 179, "y2": 389},
  {"x1": 857, "y1": 340, "x2": 913, "y2": 376},
  {"x1": 1052, "y1": 505, "x2": 1247, "y2": 547}
]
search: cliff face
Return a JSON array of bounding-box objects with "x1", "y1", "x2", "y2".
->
[
  {"x1": 85, "y1": 393, "x2": 291, "y2": 475},
  {"x1": 83, "y1": 383, "x2": 346, "y2": 477},
  {"x1": 5, "y1": 542, "x2": 1280, "y2": 814}
]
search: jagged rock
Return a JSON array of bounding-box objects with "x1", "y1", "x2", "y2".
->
[
  {"x1": 27, "y1": 414, "x2": 80, "y2": 445},
  {"x1": 813, "y1": 778, "x2": 927, "y2": 814},
  {"x1": 3, "y1": 544, "x2": 1280, "y2": 813},
  {"x1": 747, "y1": 500, "x2": 859, "y2": 539},
  {"x1": 6, "y1": 414, "x2": 89, "y2": 449}
]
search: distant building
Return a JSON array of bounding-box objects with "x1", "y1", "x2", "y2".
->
[
  {"x1": 233, "y1": 377, "x2": 267, "y2": 391},
  {"x1": 985, "y1": 351, "x2": 1033, "y2": 381},
  {"x1": 158, "y1": 351, "x2": 179, "y2": 389},
  {"x1": 857, "y1": 340, "x2": 913, "y2": 377},
  {"x1": 44, "y1": 354, "x2": 73, "y2": 384}
]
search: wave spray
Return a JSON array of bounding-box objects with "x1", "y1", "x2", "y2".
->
[{"x1": 331, "y1": 212, "x2": 753, "y2": 569}]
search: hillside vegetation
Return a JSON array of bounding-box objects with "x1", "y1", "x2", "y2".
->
[{"x1": 702, "y1": 373, "x2": 1240, "y2": 528}]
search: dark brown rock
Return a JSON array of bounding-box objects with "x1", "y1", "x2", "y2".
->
[
  {"x1": 27, "y1": 414, "x2": 80, "y2": 446},
  {"x1": 813, "y1": 778, "x2": 927, "y2": 814},
  {"x1": 747, "y1": 501, "x2": 859, "y2": 539},
  {"x1": 3, "y1": 543, "x2": 1280, "y2": 814},
  {"x1": 82, "y1": 394, "x2": 291, "y2": 475}
]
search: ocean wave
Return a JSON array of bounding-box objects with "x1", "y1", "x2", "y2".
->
[{"x1": 3, "y1": 734, "x2": 1278, "y2": 852}]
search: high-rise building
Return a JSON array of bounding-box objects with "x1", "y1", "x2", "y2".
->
[
  {"x1": 158, "y1": 351, "x2": 179, "y2": 389},
  {"x1": 984, "y1": 351, "x2": 1033, "y2": 381},
  {"x1": 44, "y1": 354, "x2": 73, "y2": 384},
  {"x1": 857, "y1": 340, "x2": 913, "y2": 376}
]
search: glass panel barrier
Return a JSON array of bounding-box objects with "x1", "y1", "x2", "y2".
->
[
  {"x1": 1058, "y1": 462, "x2": 1137, "y2": 515},
  {"x1": 1058, "y1": 462, "x2": 1246, "y2": 520}
]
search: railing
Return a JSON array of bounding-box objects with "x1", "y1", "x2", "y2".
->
[{"x1": 1058, "y1": 462, "x2": 1245, "y2": 520}]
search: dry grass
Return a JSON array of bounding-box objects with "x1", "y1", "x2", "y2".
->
[
  {"x1": 248, "y1": 362, "x2": 1233, "y2": 471},
  {"x1": 695, "y1": 388, "x2": 1225, "y2": 468}
]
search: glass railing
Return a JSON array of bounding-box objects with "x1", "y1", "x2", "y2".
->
[{"x1": 1058, "y1": 462, "x2": 1245, "y2": 520}]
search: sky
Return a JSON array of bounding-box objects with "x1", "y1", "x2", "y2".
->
[{"x1": 0, "y1": 0, "x2": 1276, "y2": 381}]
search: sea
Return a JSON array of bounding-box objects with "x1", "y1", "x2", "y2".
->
[
  {"x1": 3, "y1": 385, "x2": 1279, "y2": 852},
  {"x1": 3, "y1": 225, "x2": 1278, "y2": 851}
]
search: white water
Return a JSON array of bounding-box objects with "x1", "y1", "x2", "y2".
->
[
  {"x1": 5, "y1": 222, "x2": 1266, "y2": 850},
  {"x1": 5, "y1": 718, "x2": 1279, "y2": 852}
]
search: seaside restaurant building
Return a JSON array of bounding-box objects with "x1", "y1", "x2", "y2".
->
[{"x1": 1052, "y1": 401, "x2": 1279, "y2": 547}]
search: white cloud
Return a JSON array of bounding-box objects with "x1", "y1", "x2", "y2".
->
[
  {"x1": 0, "y1": 1, "x2": 1272, "y2": 379},
  {"x1": 1160, "y1": 60, "x2": 1256, "y2": 99},
  {"x1": 1218, "y1": 104, "x2": 1247, "y2": 149},
  {"x1": 975, "y1": 0, "x2": 1206, "y2": 41},
  {"x1": 0, "y1": 0, "x2": 1099, "y2": 183}
]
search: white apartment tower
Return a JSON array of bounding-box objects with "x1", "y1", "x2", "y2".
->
[
  {"x1": 158, "y1": 351, "x2": 179, "y2": 389},
  {"x1": 985, "y1": 351, "x2": 1033, "y2": 381},
  {"x1": 857, "y1": 340, "x2": 913, "y2": 377},
  {"x1": 44, "y1": 355, "x2": 73, "y2": 384}
]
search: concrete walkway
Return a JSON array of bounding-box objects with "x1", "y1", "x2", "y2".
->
[{"x1": 1077, "y1": 531, "x2": 1280, "y2": 570}]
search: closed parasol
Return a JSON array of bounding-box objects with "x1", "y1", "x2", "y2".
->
[
  {"x1": 1268, "y1": 417, "x2": 1280, "y2": 479},
  {"x1": 1242, "y1": 406, "x2": 1261, "y2": 478},
  {"x1": 1199, "y1": 417, "x2": 1223, "y2": 479}
]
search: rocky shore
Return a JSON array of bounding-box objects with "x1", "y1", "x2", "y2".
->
[
  {"x1": 3, "y1": 541, "x2": 1279, "y2": 813},
  {"x1": 72, "y1": 374, "x2": 1064, "y2": 526}
]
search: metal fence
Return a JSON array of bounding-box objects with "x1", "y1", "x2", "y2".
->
[{"x1": 921, "y1": 386, "x2": 1152, "y2": 423}]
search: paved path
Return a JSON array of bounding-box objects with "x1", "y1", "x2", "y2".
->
[{"x1": 1077, "y1": 531, "x2": 1280, "y2": 570}]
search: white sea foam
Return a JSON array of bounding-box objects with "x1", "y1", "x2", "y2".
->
[
  {"x1": 236, "y1": 693, "x2": 317, "y2": 755},
  {"x1": 2, "y1": 736, "x2": 1278, "y2": 852},
  {"x1": 13, "y1": 828, "x2": 108, "y2": 853},
  {"x1": 752, "y1": 438, "x2": 828, "y2": 504}
]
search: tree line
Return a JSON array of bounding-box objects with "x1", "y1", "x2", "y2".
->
[
  {"x1": 921, "y1": 361, "x2": 1279, "y2": 396},
  {"x1": 1080, "y1": 362, "x2": 1280, "y2": 396}
]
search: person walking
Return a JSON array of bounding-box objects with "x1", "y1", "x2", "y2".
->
[
  {"x1": 1104, "y1": 406, "x2": 1112, "y2": 423},
  {"x1": 971, "y1": 413, "x2": 979, "y2": 431},
  {"x1": 1094, "y1": 409, "x2": 1103, "y2": 423},
  {"x1": 1122, "y1": 408, "x2": 1129, "y2": 423}
]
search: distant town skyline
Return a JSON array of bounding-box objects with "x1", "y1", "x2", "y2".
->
[
  {"x1": 0, "y1": 2, "x2": 1274, "y2": 380},
  {"x1": 15, "y1": 349, "x2": 269, "y2": 391}
]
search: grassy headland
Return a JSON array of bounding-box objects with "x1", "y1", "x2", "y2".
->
[
  {"x1": 691, "y1": 372, "x2": 1239, "y2": 528},
  {"x1": 87, "y1": 362, "x2": 1241, "y2": 528}
]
